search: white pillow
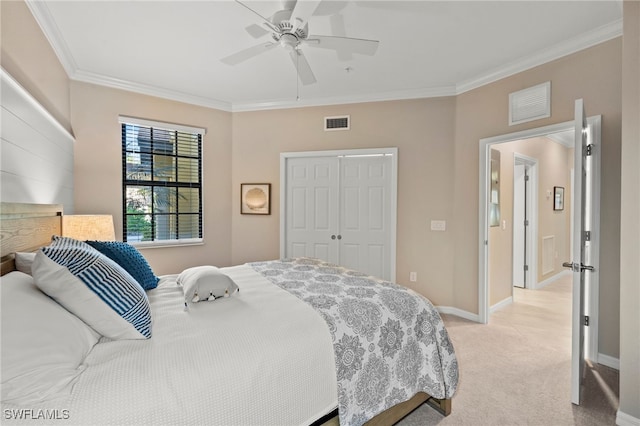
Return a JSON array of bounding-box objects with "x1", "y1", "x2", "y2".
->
[
  {"x1": 1, "y1": 271, "x2": 100, "y2": 404},
  {"x1": 32, "y1": 236, "x2": 152, "y2": 340},
  {"x1": 177, "y1": 266, "x2": 239, "y2": 303},
  {"x1": 15, "y1": 252, "x2": 36, "y2": 275}
]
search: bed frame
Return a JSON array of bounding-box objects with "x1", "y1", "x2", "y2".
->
[{"x1": 0, "y1": 202, "x2": 451, "y2": 424}]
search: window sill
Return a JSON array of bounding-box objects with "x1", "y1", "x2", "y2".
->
[{"x1": 129, "y1": 238, "x2": 203, "y2": 250}]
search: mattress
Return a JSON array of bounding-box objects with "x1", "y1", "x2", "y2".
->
[{"x1": 2, "y1": 265, "x2": 338, "y2": 425}]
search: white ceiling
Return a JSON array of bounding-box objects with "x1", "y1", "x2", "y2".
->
[{"x1": 28, "y1": 1, "x2": 622, "y2": 112}]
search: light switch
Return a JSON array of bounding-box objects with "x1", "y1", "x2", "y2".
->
[{"x1": 431, "y1": 220, "x2": 446, "y2": 231}]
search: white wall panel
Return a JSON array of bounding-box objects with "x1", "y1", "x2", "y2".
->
[{"x1": 1, "y1": 70, "x2": 75, "y2": 212}]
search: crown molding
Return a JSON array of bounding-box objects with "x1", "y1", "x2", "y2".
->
[
  {"x1": 26, "y1": 1, "x2": 623, "y2": 113},
  {"x1": 456, "y1": 19, "x2": 623, "y2": 94},
  {"x1": 230, "y1": 85, "x2": 457, "y2": 112},
  {"x1": 547, "y1": 131, "x2": 574, "y2": 148},
  {"x1": 72, "y1": 70, "x2": 233, "y2": 112},
  {"x1": 25, "y1": 0, "x2": 78, "y2": 77}
]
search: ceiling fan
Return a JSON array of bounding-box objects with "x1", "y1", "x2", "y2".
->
[{"x1": 221, "y1": 0, "x2": 380, "y2": 85}]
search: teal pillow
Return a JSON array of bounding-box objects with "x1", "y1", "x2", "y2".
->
[{"x1": 85, "y1": 241, "x2": 158, "y2": 290}]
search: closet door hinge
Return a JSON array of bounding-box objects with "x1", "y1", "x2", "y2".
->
[{"x1": 584, "y1": 315, "x2": 590, "y2": 326}]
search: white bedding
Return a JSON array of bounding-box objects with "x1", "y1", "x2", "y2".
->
[{"x1": 2, "y1": 265, "x2": 338, "y2": 425}]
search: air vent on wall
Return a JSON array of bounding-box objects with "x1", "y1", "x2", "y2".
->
[
  {"x1": 324, "y1": 115, "x2": 350, "y2": 131},
  {"x1": 509, "y1": 82, "x2": 551, "y2": 126}
]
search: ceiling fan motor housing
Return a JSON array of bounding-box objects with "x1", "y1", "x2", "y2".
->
[{"x1": 270, "y1": 9, "x2": 308, "y2": 40}]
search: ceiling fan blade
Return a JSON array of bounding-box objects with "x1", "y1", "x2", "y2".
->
[
  {"x1": 289, "y1": 49, "x2": 317, "y2": 85},
  {"x1": 289, "y1": 0, "x2": 322, "y2": 33},
  {"x1": 306, "y1": 35, "x2": 379, "y2": 56},
  {"x1": 245, "y1": 23, "x2": 270, "y2": 38},
  {"x1": 235, "y1": 0, "x2": 281, "y2": 34},
  {"x1": 221, "y1": 42, "x2": 278, "y2": 66},
  {"x1": 329, "y1": 14, "x2": 352, "y2": 61}
]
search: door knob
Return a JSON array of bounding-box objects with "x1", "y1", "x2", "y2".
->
[
  {"x1": 331, "y1": 235, "x2": 336, "y2": 240},
  {"x1": 337, "y1": 235, "x2": 342, "y2": 240},
  {"x1": 562, "y1": 262, "x2": 594, "y2": 272}
]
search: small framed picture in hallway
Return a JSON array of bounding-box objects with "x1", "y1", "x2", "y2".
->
[{"x1": 554, "y1": 186, "x2": 564, "y2": 211}]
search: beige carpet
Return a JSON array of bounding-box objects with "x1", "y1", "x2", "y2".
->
[{"x1": 397, "y1": 275, "x2": 619, "y2": 425}]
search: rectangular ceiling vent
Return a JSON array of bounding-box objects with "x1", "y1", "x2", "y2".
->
[
  {"x1": 509, "y1": 82, "x2": 551, "y2": 126},
  {"x1": 324, "y1": 115, "x2": 350, "y2": 131}
]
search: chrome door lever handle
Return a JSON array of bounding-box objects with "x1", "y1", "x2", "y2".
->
[{"x1": 562, "y1": 261, "x2": 594, "y2": 272}]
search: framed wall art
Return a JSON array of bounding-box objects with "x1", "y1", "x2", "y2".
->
[
  {"x1": 553, "y1": 186, "x2": 564, "y2": 211},
  {"x1": 241, "y1": 183, "x2": 271, "y2": 215}
]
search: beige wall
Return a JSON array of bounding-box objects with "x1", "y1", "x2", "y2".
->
[
  {"x1": 70, "y1": 81, "x2": 233, "y2": 275},
  {"x1": 619, "y1": 0, "x2": 640, "y2": 421},
  {"x1": 489, "y1": 138, "x2": 572, "y2": 306},
  {"x1": 453, "y1": 39, "x2": 622, "y2": 358},
  {"x1": 0, "y1": 1, "x2": 71, "y2": 133},
  {"x1": 232, "y1": 98, "x2": 458, "y2": 306}
]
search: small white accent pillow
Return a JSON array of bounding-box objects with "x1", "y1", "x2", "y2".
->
[
  {"x1": 15, "y1": 252, "x2": 36, "y2": 275},
  {"x1": 177, "y1": 266, "x2": 239, "y2": 303},
  {"x1": 1, "y1": 271, "x2": 100, "y2": 404}
]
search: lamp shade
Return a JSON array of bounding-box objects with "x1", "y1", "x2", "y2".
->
[{"x1": 62, "y1": 215, "x2": 116, "y2": 241}]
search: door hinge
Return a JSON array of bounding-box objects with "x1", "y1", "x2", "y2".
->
[
  {"x1": 524, "y1": 265, "x2": 529, "y2": 271},
  {"x1": 585, "y1": 144, "x2": 593, "y2": 156},
  {"x1": 584, "y1": 231, "x2": 591, "y2": 241},
  {"x1": 584, "y1": 315, "x2": 590, "y2": 326},
  {"x1": 524, "y1": 219, "x2": 529, "y2": 226},
  {"x1": 525, "y1": 174, "x2": 530, "y2": 181}
]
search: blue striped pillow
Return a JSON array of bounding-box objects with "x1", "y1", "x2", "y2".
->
[{"x1": 32, "y1": 237, "x2": 152, "y2": 340}]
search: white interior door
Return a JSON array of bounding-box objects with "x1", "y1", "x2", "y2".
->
[
  {"x1": 513, "y1": 163, "x2": 526, "y2": 288},
  {"x1": 285, "y1": 156, "x2": 339, "y2": 263},
  {"x1": 564, "y1": 98, "x2": 595, "y2": 405},
  {"x1": 339, "y1": 155, "x2": 392, "y2": 280}
]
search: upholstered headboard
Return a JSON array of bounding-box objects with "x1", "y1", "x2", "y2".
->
[{"x1": 0, "y1": 202, "x2": 63, "y2": 275}]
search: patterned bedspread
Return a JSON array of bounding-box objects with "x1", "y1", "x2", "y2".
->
[{"x1": 250, "y1": 258, "x2": 458, "y2": 426}]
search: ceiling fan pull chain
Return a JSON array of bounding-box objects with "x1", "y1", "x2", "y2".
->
[{"x1": 296, "y1": 50, "x2": 300, "y2": 101}]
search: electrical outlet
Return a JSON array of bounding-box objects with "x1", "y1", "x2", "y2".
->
[
  {"x1": 409, "y1": 272, "x2": 417, "y2": 282},
  {"x1": 430, "y1": 220, "x2": 446, "y2": 231}
]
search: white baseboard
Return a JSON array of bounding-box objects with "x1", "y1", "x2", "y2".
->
[
  {"x1": 616, "y1": 410, "x2": 640, "y2": 426},
  {"x1": 436, "y1": 306, "x2": 480, "y2": 323},
  {"x1": 490, "y1": 296, "x2": 513, "y2": 313},
  {"x1": 598, "y1": 353, "x2": 620, "y2": 370},
  {"x1": 535, "y1": 270, "x2": 571, "y2": 290}
]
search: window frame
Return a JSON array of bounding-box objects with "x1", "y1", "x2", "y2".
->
[{"x1": 119, "y1": 115, "x2": 205, "y2": 248}]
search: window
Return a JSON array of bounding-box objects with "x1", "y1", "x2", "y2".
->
[{"x1": 120, "y1": 116, "x2": 204, "y2": 246}]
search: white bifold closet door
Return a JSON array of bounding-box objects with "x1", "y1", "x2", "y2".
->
[{"x1": 284, "y1": 152, "x2": 394, "y2": 280}]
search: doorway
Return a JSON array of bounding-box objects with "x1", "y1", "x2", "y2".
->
[{"x1": 478, "y1": 117, "x2": 601, "y2": 365}]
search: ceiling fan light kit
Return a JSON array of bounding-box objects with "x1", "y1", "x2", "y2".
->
[{"x1": 222, "y1": 0, "x2": 379, "y2": 87}]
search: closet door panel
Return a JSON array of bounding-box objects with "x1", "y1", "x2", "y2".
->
[
  {"x1": 339, "y1": 156, "x2": 392, "y2": 280},
  {"x1": 285, "y1": 157, "x2": 338, "y2": 264}
]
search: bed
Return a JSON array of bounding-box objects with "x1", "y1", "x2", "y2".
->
[{"x1": 0, "y1": 202, "x2": 457, "y2": 425}]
